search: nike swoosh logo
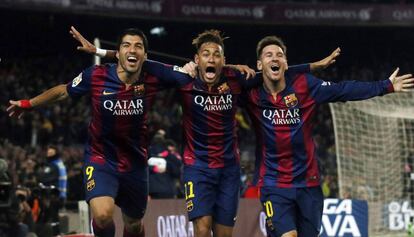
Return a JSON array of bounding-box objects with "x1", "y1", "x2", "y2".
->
[{"x1": 102, "y1": 90, "x2": 116, "y2": 95}]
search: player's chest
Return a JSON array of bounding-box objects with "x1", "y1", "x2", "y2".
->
[
  {"x1": 91, "y1": 82, "x2": 153, "y2": 116},
  {"x1": 253, "y1": 87, "x2": 301, "y2": 108},
  {"x1": 252, "y1": 90, "x2": 311, "y2": 126},
  {"x1": 182, "y1": 88, "x2": 239, "y2": 114},
  {"x1": 92, "y1": 80, "x2": 149, "y2": 97}
]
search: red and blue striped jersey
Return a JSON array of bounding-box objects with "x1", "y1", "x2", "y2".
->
[
  {"x1": 143, "y1": 64, "x2": 248, "y2": 168},
  {"x1": 245, "y1": 72, "x2": 394, "y2": 188},
  {"x1": 66, "y1": 62, "x2": 190, "y2": 172},
  {"x1": 153, "y1": 64, "x2": 309, "y2": 169},
  {"x1": 178, "y1": 68, "x2": 246, "y2": 168},
  {"x1": 138, "y1": 63, "x2": 310, "y2": 169}
]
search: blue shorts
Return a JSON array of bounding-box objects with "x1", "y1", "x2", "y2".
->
[
  {"x1": 260, "y1": 186, "x2": 323, "y2": 237},
  {"x1": 83, "y1": 161, "x2": 149, "y2": 219},
  {"x1": 183, "y1": 165, "x2": 241, "y2": 226}
]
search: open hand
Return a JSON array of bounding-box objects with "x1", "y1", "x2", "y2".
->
[
  {"x1": 231, "y1": 64, "x2": 256, "y2": 80},
  {"x1": 389, "y1": 67, "x2": 414, "y2": 92},
  {"x1": 182, "y1": 61, "x2": 198, "y2": 78},
  {"x1": 312, "y1": 47, "x2": 341, "y2": 71},
  {"x1": 70, "y1": 26, "x2": 96, "y2": 54},
  {"x1": 7, "y1": 100, "x2": 30, "y2": 119}
]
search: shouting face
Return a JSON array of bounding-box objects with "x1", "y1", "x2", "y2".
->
[{"x1": 195, "y1": 42, "x2": 225, "y2": 85}]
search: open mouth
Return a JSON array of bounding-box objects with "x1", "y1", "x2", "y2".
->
[
  {"x1": 205, "y1": 66, "x2": 216, "y2": 79},
  {"x1": 271, "y1": 65, "x2": 280, "y2": 72},
  {"x1": 127, "y1": 56, "x2": 138, "y2": 63}
]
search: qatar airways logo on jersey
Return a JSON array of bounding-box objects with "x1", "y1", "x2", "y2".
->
[
  {"x1": 262, "y1": 108, "x2": 301, "y2": 125},
  {"x1": 194, "y1": 94, "x2": 232, "y2": 111},
  {"x1": 103, "y1": 99, "x2": 144, "y2": 116}
]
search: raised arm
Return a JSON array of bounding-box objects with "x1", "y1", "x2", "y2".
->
[
  {"x1": 7, "y1": 84, "x2": 68, "y2": 119},
  {"x1": 287, "y1": 47, "x2": 340, "y2": 75},
  {"x1": 309, "y1": 47, "x2": 341, "y2": 72},
  {"x1": 70, "y1": 26, "x2": 117, "y2": 59}
]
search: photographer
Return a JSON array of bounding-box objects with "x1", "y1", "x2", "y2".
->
[
  {"x1": 34, "y1": 145, "x2": 67, "y2": 236},
  {"x1": 0, "y1": 159, "x2": 32, "y2": 237}
]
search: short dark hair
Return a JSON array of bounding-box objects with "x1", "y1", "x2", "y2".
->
[
  {"x1": 192, "y1": 29, "x2": 226, "y2": 53},
  {"x1": 164, "y1": 139, "x2": 177, "y2": 148},
  {"x1": 256, "y1": 36, "x2": 287, "y2": 59},
  {"x1": 47, "y1": 145, "x2": 58, "y2": 151},
  {"x1": 117, "y1": 28, "x2": 148, "y2": 53}
]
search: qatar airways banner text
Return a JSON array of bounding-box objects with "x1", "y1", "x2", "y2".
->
[{"x1": 2, "y1": 0, "x2": 414, "y2": 26}]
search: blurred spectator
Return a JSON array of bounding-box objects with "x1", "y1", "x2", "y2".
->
[
  {"x1": 403, "y1": 153, "x2": 414, "y2": 199},
  {"x1": 322, "y1": 175, "x2": 333, "y2": 198},
  {"x1": 0, "y1": 159, "x2": 36, "y2": 237},
  {"x1": 28, "y1": 184, "x2": 61, "y2": 237},
  {"x1": 148, "y1": 132, "x2": 183, "y2": 199},
  {"x1": 241, "y1": 158, "x2": 259, "y2": 198},
  {"x1": 165, "y1": 139, "x2": 185, "y2": 198},
  {"x1": 15, "y1": 187, "x2": 35, "y2": 235},
  {"x1": 242, "y1": 175, "x2": 260, "y2": 199},
  {"x1": 33, "y1": 145, "x2": 67, "y2": 235},
  {"x1": 36, "y1": 145, "x2": 67, "y2": 201}
]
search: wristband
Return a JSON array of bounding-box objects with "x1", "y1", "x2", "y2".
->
[
  {"x1": 95, "y1": 48, "x2": 107, "y2": 57},
  {"x1": 20, "y1": 100, "x2": 32, "y2": 109}
]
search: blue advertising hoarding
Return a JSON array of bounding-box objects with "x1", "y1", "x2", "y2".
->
[{"x1": 320, "y1": 199, "x2": 368, "y2": 237}]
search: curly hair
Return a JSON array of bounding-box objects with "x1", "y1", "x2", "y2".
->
[{"x1": 192, "y1": 29, "x2": 226, "y2": 53}]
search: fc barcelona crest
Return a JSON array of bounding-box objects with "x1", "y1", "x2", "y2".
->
[
  {"x1": 283, "y1": 93, "x2": 298, "y2": 108},
  {"x1": 186, "y1": 200, "x2": 194, "y2": 212},
  {"x1": 133, "y1": 84, "x2": 145, "y2": 96},
  {"x1": 86, "y1": 179, "x2": 95, "y2": 191},
  {"x1": 217, "y1": 82, "x2": 230, "y2": 94},
  {"x1": 266, "y1": 217, "x2": 275, "y2": 231}
]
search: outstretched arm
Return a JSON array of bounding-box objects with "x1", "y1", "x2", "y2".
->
[
  {"x1": 70, "y1": 26, "x2": 117, "y2": 59},
  {"x1": 7, "y1": 84, "x2": 68, "y2": 119},
  {"x1": 309, "y1": 68, "x2": 414, "y2": 104},
  {"x1": 142, "y1": 60, "x2": 193, "y2": 87}
]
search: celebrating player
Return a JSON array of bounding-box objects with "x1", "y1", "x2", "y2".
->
[
  {"x1": 7, "y1": 28, "x2": 194, "y2": 237},
  {"x1": 244, "y1": 36, "x2": 414, "y2": 237}
]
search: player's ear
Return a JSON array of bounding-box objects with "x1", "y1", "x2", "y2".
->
[
  {"x1": 257, "y1": 60, "x2": 262, "y2": 71},
  {"x1": 223, "y1": 56, "x2": 226, "y2": 65},
  {"x1": 194, "y1": 54, "x2": 199, "y2": 64},
  {"x1": 144, "y1": 52, "x2": 148, "y2": 60},
  {"x1": 116, "y1": 51, "x2": 119, "y2": 60}
]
